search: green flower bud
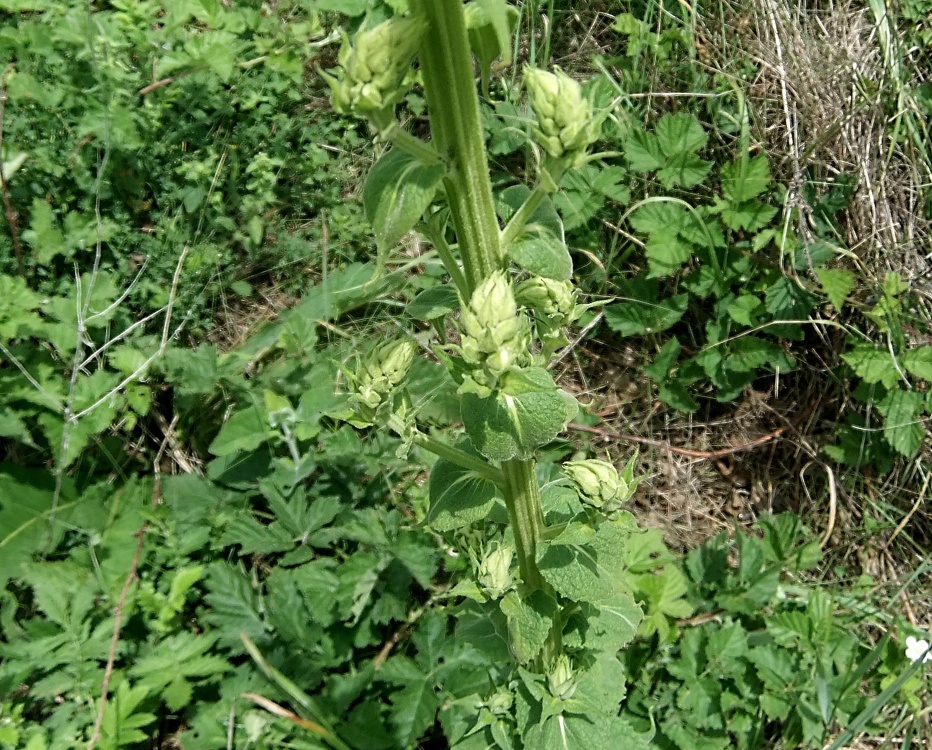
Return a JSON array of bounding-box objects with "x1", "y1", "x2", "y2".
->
[
  {"x1": 485, "y1": 688, "x2": 513, "y2": 716},
  {"x1": 325, "y1": 17, "x2": 426, "y2": 117},
  {"x1": 515, "y1": 277, "x2": 579, "y2": 325},
  {"x1": 459, "y1": 271, "x2": 528, "y2": 376},
  {"x1": 547, "y1": 654, "x2": 577, "y2": 700},
  {"x1": 477, "y1": 542, "x2": 515, "y2": 599},
  {"x1": 563, "y1": 459, "x2": 626, "y2": 510},
  {"x1": 524, "y1": 66, "x2": 598, "y2": 160},
  {"x1": 350, "y1": 339, "x2": 416, "y2": 422}
]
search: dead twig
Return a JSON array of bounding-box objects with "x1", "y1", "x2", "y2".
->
[{"x1": 567, "y1": 421, "x2": 793, "y2": 460}]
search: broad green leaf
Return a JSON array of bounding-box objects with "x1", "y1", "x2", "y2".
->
[
  {"x1": 537, "y1": 542, "x2": 615, "y2": 603},
  {"x1": 523, "y1": 711, "x2": 650, "y2": 750},
  {"x1": 497, "y1": 184, "x2": 564, "y2": 237},
  {"x1": 0, "y1": 274, "x2": 45, "y2": 339},
  {"x1": 842, "y1": 345, "x2": 900, "y2": 389},
  {"x1": 428, "y1": 442, "x2": 500, "y2": 531},
  {"x1": 658, "y1": 381, "x2": 698, "y2": 413},
  {"x1": 380, "y1": 656, "x2": 443, "y2": 747},
  {"x1": 764, "y1": 277, "x2": 818, "y2": 320},
  {"x1": 461, "y1": 369, "x2": 577, "y2": 461},
  {"x1": 586, "y1": 593, "x2": 642, "y2": 652},
  {"x1": 204, "y1": 562, "x2": 269, "y2": 650},
  {"x1": 644, "y1": 231, "x2": 692, "y2": 277},
  {"x1": 902, "y1": 346, "x2": 932, "y2": 381},
  {"x1": 363, "y1": 148, "x2": 445, "y2": 252},
  {"x1": 604, "y1": 294, "x2": 688, "y2": 337},
  {"x1": 655, "y1": 112, "x2": 708, "y2": 157},
  {"x1": 408, "y1": 285, "x2": 461, "y2": 320},
  {"x1": 310, "y1": 0, "x2": 367, "y2": 14},
  {"x1": 629, "y1": 201, "x2": 689, "y2": 235},
  {"x1": 508, "y1": 226, "x2": 573, "y2": 280},
  {"x1": 815, "y1": 268, "x2": 855, "y2": 311},
  {"x1": 722, "y1": 154, "x2": 771, "y2": 203},
  {"x1": 727, "y1": 295, "x2": 763, "y2": 326},
  {"x1": 657, "y1": 151, "x2": 712, "y2": 189},
  {"x1": 466, "y1": 0, "x2": 519, "y2": 96},
  {"x1": 644, "y1": 337, "x2": 681, "y2": 382},
  {"x1": 22, "y1": 199, "x2": 66, "y2": 265},
  {"x1": 877, "y1": 388, "x2": 924, "y2": 456},
  {"x1": 500, "y1": 590, "x2": 556, "y2": 664},
  {"x1": 208, "y1": 404, "x2": 271, "y2": 456},
  {"x1": 623, "y1": 128, "x2": 664, "y2": 173}
]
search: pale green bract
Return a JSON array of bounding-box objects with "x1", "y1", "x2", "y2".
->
[{"x1": 524, "y1": 66, "x2": 599, "y2": 162}]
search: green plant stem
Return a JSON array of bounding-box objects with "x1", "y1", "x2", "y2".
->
[
  {"x1": 412, "y1": 0, "x2": 502, "y2": 292},
  {"x1": 415, "y1": 433, "x2": 503, "y2": 485},
  {"x1": 501, "y1": 459, "x2": 561, "y2": 665}
]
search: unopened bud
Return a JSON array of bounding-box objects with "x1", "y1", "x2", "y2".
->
[
  {"x1": 477, "y1": 542, "x2": 515, "y2": 599},
  {"x1": 325, "y1": 17, "x2": 426, "y2": 117},
  {"x1": 350, "y1": 339, "x2": 416, "y2": 420},
  {"x1": 563, "y1": 459, "x2": 626, "y2": 510},
  {"x1": 485, "y1": 688, "x2": 513, "y2": 716},
  {"x1": 524, "y1": 66, "x2": 598, "y2": 160},
  {"x1": 547, "y1": 654, "x2": 576, "y2": 700},
  {"x1": 515, "y1": 277, "x2": 579, "y2": 325},
  {"x1": 460, "y1": 272, "x2": 527, "y2": 376}
]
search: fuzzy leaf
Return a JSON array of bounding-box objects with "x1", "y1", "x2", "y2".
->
[
  {"x1": 500, "y1": 590, "x2": 556, "y2": 664},
  {"x1": 722, "y1": 154, "x2": 771, "y2": 203},
  {"x1": 623, "y1": 129, "x2": 664, "y2": 173},
  {"x1": 408, "y1": 285, "x2": 461, "y2": 321},
  {"x1": 656, "y1": 112, "x2": 708, "y2": 157},
  {"x1": 586, "y1": 593, "x2": 642, "y2": 652},
  {"x1": 427, "y1": 442, "x2": 500, "y2": 531},
  {"x1": 644, "y1": 231, "x2": 692, "y2": 277},
  {"x1": 208, "y1": 405, "x2": 271, "y2": 456},
  {"x1": 461, "y1": 369, "x2": 577, "y2": 461},
  {"x1": 523, "y1": 711, "x2": 650, "y2": 750},
  {"x1": 629, "y1": 201, "x2": 689, "y2": 235},
  {"x1": 363, "y1": 148, "x2": 445, "y2": 252},
  {"x1": 508, "y1": 226, "x2": 573, "y2": 280},
  {"x1": 657, "y1": 151, "x2": 712, "y2": 189}
]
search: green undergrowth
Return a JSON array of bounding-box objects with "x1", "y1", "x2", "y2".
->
[{"x1": 1, "y1": 0, "x2": 931, "y2": 748}]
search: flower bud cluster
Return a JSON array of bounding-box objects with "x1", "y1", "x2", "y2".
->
[
  {"x1": 562, "y1": 458, "x2": 636, "y2": 512},
  {"x1": 477, "y1": 542, "x2": 515, "y2": 600},
  {"x1": 524, "y1": 66, "x2": 598, "y2": 163},
  {"x1": 349, "y1": 339, "x2": 416, "y2": 426},
  {"x1": 324, "y1": 17, "x2": 426, "y2": 118},
  {"x1": 458, "y1": 272, "x2": 529, "y2": 390},
  {"x1": 547, "y1": 654, "x2": 577, "y2": 700},
  {"x1": 515, "y1": 277, "x2": 579, "y2": 328}
]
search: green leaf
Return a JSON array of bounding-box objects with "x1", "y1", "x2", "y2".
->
[
  {"x1": 380, "y1": 656, "x2": 442, "y2": 747},
  {"x1": 208, "y1": 404, "x2": 271, "y2": 456},
  {"x1": 623, "y1": 129, "x2": 664, "y2": 173},
  {"x1": 842, "y1": 345, "x2": 901, "y2": 389},
  {"x1": 629, "y1": 201, "x2": 689, "y2": 235},
  {"x1": 461, "y1": 369, "x2": 577, "y2": 461},
  {"x1": 656, "y1": 113, "x2": 708, "y2": 157},
  {"x1": 500, "y1": 590, "x2": 556, "y2": 664},
  {"x1": 537, "y1": 541, "x2": 614, "y2": 603},
  {"x1": 722, "y1": 154, "x2": 771, "y2": 203},
  {"x1": 764, "y1": 277, "x2": 818, "y2": 320},
  {"x1": 657, "y1": 151, "x2": 712, "y2": 189},
  {"x1": 658, "y1": 381, "x2": 698, "y2": 413},
  {"x1": 604, "y1": 294, "x2": 688, "y2": 337},
  {"x1": 508, "y1": 226, "x2": 573, "y2": 281},
  {"x1": 644, "y1": 338, "x2": 681, "y2": 382},
  {"x1": 0, "y1": 274, "x2": 45, "y2": 339},
  {"x1": 902, "y1": 346, "x2": 932, "y2": 381},
  {"x1": 586, "y1": 593, "x2": 642, "y2": 652},
  {"x1": 204, "y1": 562, "x2": 268, "y2": 651},
  {"x1": 877, "y1": 388, "x2": 924, "y2": 456},
  {"x1": 523, "y1": 711, "x2": 650, "y2": 750},
  {"x1": 644, "y1": 231, "x2": 692, "y2": 277},
  {"x1": 427, "y1": 442, "x2": 501, "y2": 531},
  {"x1": 22, "y1": 199, "x2": 66, "y2": 265},
  {"x1": 408, "y1": 285, "x2": 461, "y2": 321},
  {"x1": 363, "y1": 148, "x2": 445, "y2": 252},
  {"x1": 727, "y1": 295, "x2": 763, "y2": 326},
  {"x1": 311, "y1": 0, "x2": 367, "y2": 14}
]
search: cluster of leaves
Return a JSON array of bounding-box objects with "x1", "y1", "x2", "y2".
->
[
  {"x1": 0, "y1": 0, "x2": 371, "y2": 331},
  {"x1": 623, "y1": 515, "x2": 895, "y2": 749}
]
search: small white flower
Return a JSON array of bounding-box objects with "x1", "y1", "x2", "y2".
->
[{"x1": 905, "y1": 635, "x2": 932, "y2": 664}]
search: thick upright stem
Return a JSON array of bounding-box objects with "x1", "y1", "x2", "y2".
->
[
  {"x1": 413, "y1": 0, "x2": 561, "y2": 668},
  {"x1": 412, "y1": 0, "x2": 502, "y2": 292}
]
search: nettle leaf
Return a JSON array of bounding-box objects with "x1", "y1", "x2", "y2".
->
[
  {"x1": 500, "y1": 590, "x2": 557, "y2": 664},
  {"x1": 815, "y1": 267, "x2": 855, "y2": 311},
  {"x1": 902, "y1": 346, "x2": 932, "y2": 381},
  {"x1": 623, "y1": 128, "x2": 664, "y2": 173},
  {"x1": 722, "y1": 154, "x2": 771, "y2": 203},
  {"x1": 629, "y1": 200, "x2": 689, "y2": 235},
  {"x1": 727, "y1": 295, "x2": 763, "y2": 326},
  {"x1": 716, "y1": 197, "x2": 778, "y2": 232},
  {"x1": 408, "y1": 285, "x2": 461, "y2": 321},
  {"x1": 658, "y1": 150, "x2": 712, "y2": 189},
  {"x1": 428, "y1": 443, "x2": 500, "y2": 531},
  {"x1": 604, "y1": 294, "x2": 688, "y2": 337},
  {"x1": 842, "y1": 345, "x2": 901, "y2": 389},
  {"x1": 644, "y1": 231, "x2": 692, "y2": 277},
  {"x1": 208, "y1": 404, "x2": 272, "y2": 456},
  {"x1": 508, "y1": 226, "x2": 573, "y2": 280},
  {"x1": 656, "y1": 112, "x2": 708, "y2": 157},
  {"x1": 461, "y1": 368, "x2": 578, "y2": 461},
  {"x1": 877, "y1": 388, "x2": 925, "y2": 456},
  {"x1": 363, "y1": 148, "x2": 445, "y2": 252},
  {"x1": 553, "y1": 165, "x2": 630, "y2": 231},
  {"x1": 0, "y1": 274, "x2": 45, "y2": 338},
  {"x1": 764, "y1": 277, "x2": 818, "y2": 320}
]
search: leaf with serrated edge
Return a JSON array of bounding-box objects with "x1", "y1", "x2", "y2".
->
[
  {"x1": 428, "y1": 444, "x2": 500, "y2": 531},
  {"x1": 903, "y1": 346, "x2": 932, "y2": 381},
  {"x1": 500, "y1": 590, "x2": 556, "y2": 664},
  {"x1": 877, "y1": 388, "x2": 924, "y2": 456},
  {"x1": 842, "y1": 345, "x2": 900, "y2": 389}
]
